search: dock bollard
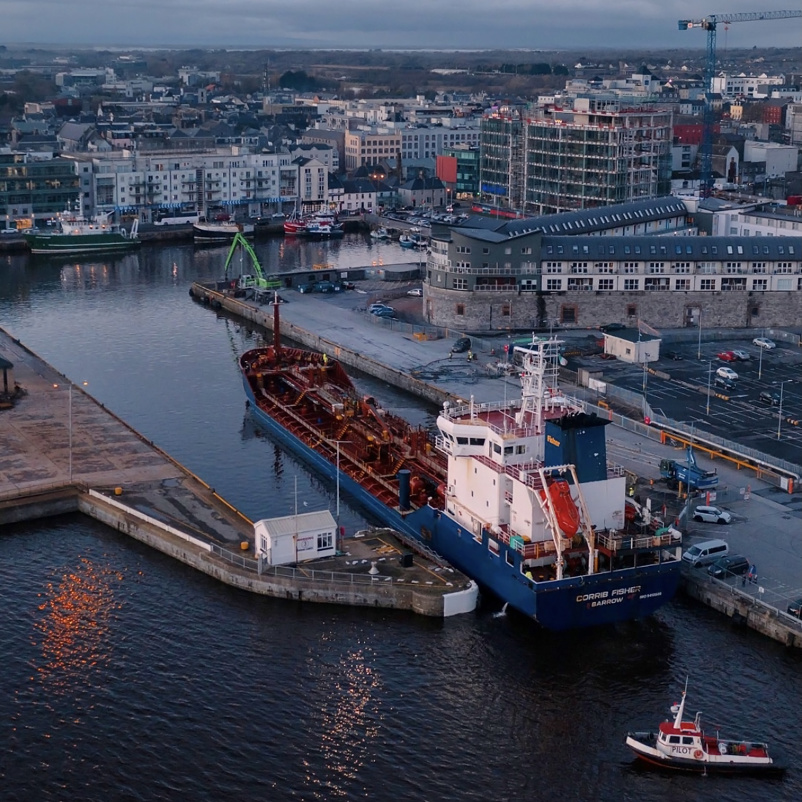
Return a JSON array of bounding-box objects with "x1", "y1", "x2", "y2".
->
[
  {"x1": 240, "y1": 541, "x2": 249, "y2": 551},
  {"x1": 114, "y1": 487, "x2": 123, "y2": 496}
]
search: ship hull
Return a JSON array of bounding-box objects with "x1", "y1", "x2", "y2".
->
[
  {"x1": 23, "y1": 232, "x2": 140, "y2": 255},
  {"x1": 242, "y1": 376, "x2": 680, "y2": 631}
]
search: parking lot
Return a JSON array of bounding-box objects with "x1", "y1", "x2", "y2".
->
[{"x1": 577, "y1": 336, "x2": 802, "y2": 465}]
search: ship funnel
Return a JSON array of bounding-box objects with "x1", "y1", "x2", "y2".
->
[
  {"x1": 369, "y1": 561, "x2": 380, "y2": 575},
  {"x1": 397, "y1": 469, "x2": 411, "y2": 511}
]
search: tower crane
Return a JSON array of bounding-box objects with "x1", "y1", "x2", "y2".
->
[{"x1": 678, "y1": 9, "x2": 802, "y2": 197}]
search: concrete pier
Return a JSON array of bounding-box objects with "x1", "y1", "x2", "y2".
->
[{"x1": 0, "y1": 327, "x2": 477, "y2": 618}]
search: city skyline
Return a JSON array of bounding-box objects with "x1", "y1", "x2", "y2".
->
[{"x1": 3, "y1": 1, "x2": 802, "y2": 51}]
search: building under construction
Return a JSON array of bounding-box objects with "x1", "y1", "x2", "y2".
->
[{"x1": 479, "y1": 100, "x2": 672, "y2": 216}]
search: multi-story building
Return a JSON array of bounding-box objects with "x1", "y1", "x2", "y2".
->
[
  {"x1": 710, "y1": 73, "x2": 785, "y2": 100},
  {"x1": 56, "y1": 148, "x2": 299, "y2": 223},
  {"x1": 0, "y1": 153, "x2": 79, "y2": 230},
  {"x1": 422, "y1": 198, "x2": 799, "y2": 331},
  {"x1": 522, "y1": 100, "x2": 673, "y2": 215},
  {"x1": 478, "y1": 106, "x2": 525, "y2": 212},
  {"x1": 343, "y1": 129, "x2": 402, "y2": 171},
  {"x1": 437, "y1": 144, "x2": 480, "y2": 200}
]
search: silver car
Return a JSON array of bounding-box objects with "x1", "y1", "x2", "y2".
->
[{"x1": 692, "y1": 505, "x2": 732, "y2": 524}]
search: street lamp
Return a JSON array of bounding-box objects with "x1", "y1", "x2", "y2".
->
[
  {"x1": 758, "y1": 342, "x2": 764, "y2": 380},
  {"x1": 706, "y1": 360, "x2": 713, "y2": 415},
  {"x1": 777, "y1": 380, "x2": 791, "y2": 440},
  {"x1": 696, "y1": 308, "x2": 702, "y2": 360},
  {"x1": 53, "y1": 380, "x2": 88, "y2": 482}
]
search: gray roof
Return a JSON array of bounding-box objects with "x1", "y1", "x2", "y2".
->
[
  {"x1": 540, "y1": 235, "x2": 801, "y2": 260},
  {"x1": 450, "y1": 197, "x2": 690, "y2": 243},
  {"x1": 258, "y1": 510, "x2": 336, "y2": 536}
]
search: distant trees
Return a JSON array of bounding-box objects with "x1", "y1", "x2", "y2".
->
[{"x1": 279, "y1": 70, "x2": 325, "y2": 92}]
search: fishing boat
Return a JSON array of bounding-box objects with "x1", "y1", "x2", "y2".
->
[
  {"x1": 370, "y1": 227, "x2": 390, "y2": 240},
  {"x1": 399, "y1": 229, "x2": 428, "y2": 249},
  {"x1": 22, "y1": 210, "x2": 140, "y2": 255},
  {"x1": 626, "y1": 683, "x2": 783, "y2": 774},
  {"x1": 193, "y1": 219, "x2": 254, "y2": 243},
  {"x1": 239, "y1": 306, "x2": 683, "y2": 631}
]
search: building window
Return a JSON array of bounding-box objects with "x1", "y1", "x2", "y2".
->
[
  {"x1": 546, "y1": 278, "x2": 562, "y2": 291},
  {"x1": 453, "y1": 278, "x2": 468, "y2": 290},
  {"x1": 752, "y1": 279, "x2": 768, "y2": 291},
  {"x1": 317, "y1": 532, "x2": 333, "y2": 550},
  {"x1": 598, "y1": 278, "x2": 614, "y2": 290},
  {"x1": 700, "y1": 278, "x2": 716, "y2": 290},
  {"x1": 623, "y1": 278, "x2": 640, "y2": 291},
  {"x1": 627, "y1": 304, "x2": 637, "y2": 317},
  {"x1": 674, "y1": 278, "x2": 690, "y2": 290},
  {"x1": 456, "y1": 303, "x2": 465, "y2": 316},
  {"x1": 561, "y1": 306, "x2": 577, "y2": 324}
]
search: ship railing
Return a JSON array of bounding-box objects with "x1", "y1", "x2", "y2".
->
[
  {"x1": 493, "y1": 525, "x2": 555, "y2": 558},
  {"x1": 596, "y1": 528, "x2": 681, "y2": 552}
]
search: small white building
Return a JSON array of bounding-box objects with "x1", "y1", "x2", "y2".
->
[
  {"x1": 603, "y1": 331, "x2": 661, "y2": 364},
  {"x1": 254, "y1": 510, "x2": 337, "y2": 566}
]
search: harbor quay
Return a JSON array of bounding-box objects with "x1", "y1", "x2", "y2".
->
[
  {"x1": 189, "y1": 277, "x2": 802, "y2": 646},
  {"x1": 0, "y1": 327, "x2": 477, "y2": 618}
]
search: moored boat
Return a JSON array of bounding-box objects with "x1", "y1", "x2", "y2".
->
[
  {"x1": 238, "y1": 303, "x2": 683, "y2": 631},
  {"x1": 22, "y1": 210, "x2": 140, "y2": 255},
  {"x1": 626, "y1": 683, "x2": 783, "y2": 774},
  {"x1": 193, "y1": 220, "x2": 254, "y2": 243}
]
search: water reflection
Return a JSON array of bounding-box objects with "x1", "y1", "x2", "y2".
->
[
  {"x1": 304, "y1": 645, "x2": 382, "y2": 799},
  {"x1": 33, "y1": 556, "x2": 124, "y2": 694}
]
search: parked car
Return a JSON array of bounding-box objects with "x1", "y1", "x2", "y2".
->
[
  {"x1": 753, "y1": 337, "x2": 776, "y2": 350},
  {"x1": 707, "y1": 554, "x2": 751, "y2": 579},
  {"x1": 372, "y1": 307, "x2": 396, "y2": 318},
  {"x1": 716, "y1": 366, "x2": 738, "y2": 381},
  {"x1": 692, "y1": 505, "x2": 732, "y2": 525},
  {"x1": 759, "y1": 390, "x2": 781, "y2": 406},
  {"x1": 599, "y1": 322, "x2": 626, "y2": 333},
  {"x1": 664, "y1": 350, "x2": 684, "y2": 361},
  {"x1": 788, "y1": 598, "x2": 802, "y2": 618},
  {"x1": 406, "y1": 288, "x2": 423, "y2": 297},
  {"x1": 714, "y1": 376, "x2": 736, "y2": 391},
  {"x1": 368, "y1": 302, "x2": 392, "y2": 313},
  {"x1": 451, "y1": 336, "x2": 472, "y2": 353},
  {"x1": 731, "y1": 349, "x2": 750, "y2": 361},
  {"x1": 717, "y1": 351, "x2": 737, "y2": 362}
]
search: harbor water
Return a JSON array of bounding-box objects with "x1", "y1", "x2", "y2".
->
[{"x1": 0, "y1": 237, "x2": 800, "y2": 801}]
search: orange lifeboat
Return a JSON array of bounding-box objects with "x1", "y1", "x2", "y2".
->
[{"x1": 540, "y1": 479, "x2": 580, "y2": 537}]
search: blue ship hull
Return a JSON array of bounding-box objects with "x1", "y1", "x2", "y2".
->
[{"x1": 242, "y1": 377, "x2": 680, "y2": 631}]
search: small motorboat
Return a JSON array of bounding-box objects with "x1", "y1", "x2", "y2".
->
[{"x1": 625, "y1": 682, "x2": 784, "y2": 775}]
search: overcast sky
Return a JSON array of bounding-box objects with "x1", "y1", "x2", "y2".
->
[{"x1": 3, "y1": 1, "x2": 801, "y2": 50}]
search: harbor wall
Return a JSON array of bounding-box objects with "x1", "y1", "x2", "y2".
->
[
  {"x1": 191, "y1": 284, "x2": 463, "y2": 407},
  {"x1": 681, "y1": 568, "x2": 802, "y2": 649},
  {"x1": 0, "y1": 487, "x2": 80, "y2": 525},
  {"x1": 79, "y1": 489, "x2": 458, "y2": 617}
]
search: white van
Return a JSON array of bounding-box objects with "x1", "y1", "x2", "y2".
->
[{"x1": 682, "y1": 538, "x2": 729, "y2": 567}]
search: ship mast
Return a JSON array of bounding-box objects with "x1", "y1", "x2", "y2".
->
[{"x1": 514, "y1": 337, "x2": 562, "y2": 430}]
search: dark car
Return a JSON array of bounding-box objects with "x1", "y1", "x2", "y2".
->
[
  {"x1": 664, "y1": 350, "x2": 684, "y2": 361},
  {"x1": 599, "y1": 323, "x2": 626, "y2": 333},
  {"x1": 759, "y1": 391, "x2": 781, "y2": 406},
  {"x1": 788, "y1": 598, "x2": 802, "y2": 618},
  {"x1": 714, "y1": 376, "x2": 736, "y2": 391},
  {"x1": 372, "y1": 307, "x2": 396, "y2": 318},
  {"x1": 451, "y1": 336, "x2": 472, "y2": 353},
  {"x1": 707, "y1": 554, "x2": 750, "y2": 579}
]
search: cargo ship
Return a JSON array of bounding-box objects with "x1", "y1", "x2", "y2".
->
[{"x1": 239, "y1": 302, "x2": 683, "y2": 630}]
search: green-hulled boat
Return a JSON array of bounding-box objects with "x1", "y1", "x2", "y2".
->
[{"x1": 23, "y1": 211, "x2": 140, "y2": 255}]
